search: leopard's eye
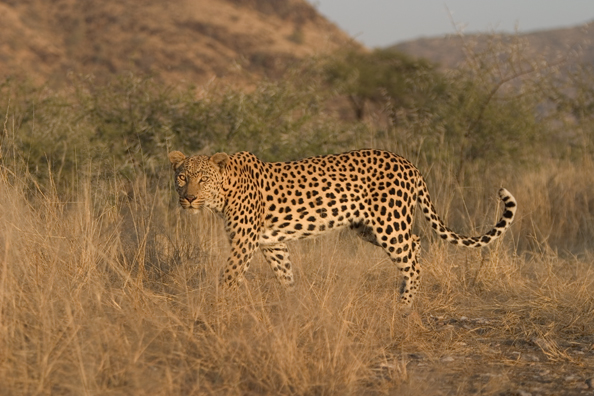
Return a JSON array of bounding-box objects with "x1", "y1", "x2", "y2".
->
[
  {"x1": 201, "y1": 176, "x2": 210, "y2": 182},
  {"x1": 178, "y1": 174, "x2": 186, "y2": 182}
]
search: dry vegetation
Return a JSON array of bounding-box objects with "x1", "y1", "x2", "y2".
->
[{"x1": 1, "y1": 150, "x2": 594, "y2": 395}]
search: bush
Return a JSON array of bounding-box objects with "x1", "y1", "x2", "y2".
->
[
  {"x1": 0, "y1": 71, "x2": 355, "y2": 195},
  {"x1": 323, "y1": 48, "x2": 447, "y2": 120}
]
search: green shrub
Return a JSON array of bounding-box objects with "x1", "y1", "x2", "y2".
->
[
  {"x1": 323, "y1": 48, "x2": 448, "y2": 120},
  {"x1": 0, "y1": 71, "x2": 355, "y2": 194}
]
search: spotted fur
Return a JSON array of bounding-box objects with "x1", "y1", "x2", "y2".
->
[{"x1": 168, "y1": 149, "x2": 517, "y2": 306}]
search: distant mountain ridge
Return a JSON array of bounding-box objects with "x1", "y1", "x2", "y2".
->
[
  {"x1": 3, "y1": 0, "x2": 591, "y2": 88},
  {"x1": 0, "y1": 0, "x2": 355, "y2": 87},
  {"x1": 391, "y1": 22, "x2": 594, "y2": 69}
]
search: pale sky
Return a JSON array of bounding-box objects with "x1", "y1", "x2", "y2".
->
[{"x1": 309, "y1": 1, "x2": 594, "y2": 47}]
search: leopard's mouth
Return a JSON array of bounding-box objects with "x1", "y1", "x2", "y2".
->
[{"x1": 179, "y1": 198, "x2": 204, "y2": 211}]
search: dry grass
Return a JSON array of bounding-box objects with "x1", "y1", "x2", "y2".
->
[{"x1": 1, "y1": 165, "x2": 594, "y2": 396}]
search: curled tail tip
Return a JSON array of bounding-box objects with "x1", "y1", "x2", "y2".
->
[
  {"x1": 499, "y1": 188, "x2": 517, "y2": 206},
  {"x1": 497, "y1": 188, "x2": 517, "y2": 228},
  {"x1": 498, "y1": 187, "x2": 512, "y2": 199}
]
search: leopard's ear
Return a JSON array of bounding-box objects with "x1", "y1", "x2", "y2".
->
[
  {"x1": 210, "y1": 152, "x2": 230, "y2": 172},
  {"x1": 168, "y1": 151, "x2": 186, "y2": 169}
]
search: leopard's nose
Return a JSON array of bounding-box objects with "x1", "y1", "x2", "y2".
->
[{"x1": 185, "y1": 195, "x2": 197, "y2": 203}]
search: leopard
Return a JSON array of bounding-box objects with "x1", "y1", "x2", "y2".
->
[{"x1": 168, "y1": 149, "x2": 517, "y2": 306}]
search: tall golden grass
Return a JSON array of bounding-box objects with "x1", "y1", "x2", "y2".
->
[{"x1": 1, "y1": 157, "x2": 593, "y2": 395}]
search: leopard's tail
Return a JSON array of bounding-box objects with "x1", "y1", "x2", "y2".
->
[{"x1": 417, "y1": 179, "x2": 517, "y2": 247}]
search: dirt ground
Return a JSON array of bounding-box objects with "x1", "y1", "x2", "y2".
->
[{"x1": 376, "y1": 314, "x2": 594, "y2": 396}]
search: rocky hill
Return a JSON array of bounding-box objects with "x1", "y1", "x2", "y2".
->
[
  {"x1": 391, "y1": 22, "x2": 594, "y2": 69},
  {"x1": 0, "y1": 0, "x2": 355, "y2": 87}
]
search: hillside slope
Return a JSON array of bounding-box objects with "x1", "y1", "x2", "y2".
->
[
  {"x1": 0, "y1": 0, "x2": 355, "y2": 86},
  {"x1": 392, "y1": 22, "x2": 594, "y2": 69}
]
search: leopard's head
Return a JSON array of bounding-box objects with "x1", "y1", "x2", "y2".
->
[{"x1": 168, "y1": 151, "x2": 230, "y2": 213}]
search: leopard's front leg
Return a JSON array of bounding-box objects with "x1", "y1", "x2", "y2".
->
[
  {"x1": 220, "y1": 216, "x2": 261, "y2": 288},
  {"x1": 220, "y1": 182, "x2": 265, "y2": 288}
]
